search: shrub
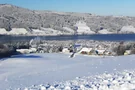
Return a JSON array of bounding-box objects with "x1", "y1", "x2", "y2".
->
[
  {"x1": 112, "y1": 42, "x2": 126, "y2": 56},
  {"x1": 131, "y1": 49, "x2": 135, "y2": 54},
  {"x1": 0, "y1": 44, "x2": 16, "y2": 58},
  {"x1": 116, "y1": 45, "x2": 126, "y2": 56},
  {"x1": 58, "y1": 46, "x2": 63, "y2": 52}
]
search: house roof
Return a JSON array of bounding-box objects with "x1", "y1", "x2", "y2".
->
[
  {"x1": 96, "y1": 49, "x2": 106, "y2": 54},
  {"x1": 79, "y1": 47, "x2": 93, "y2": 52}
]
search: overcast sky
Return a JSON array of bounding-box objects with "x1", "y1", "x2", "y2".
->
[{"x1": 0, "y1": 0, "x2": 135, "y2": 16}]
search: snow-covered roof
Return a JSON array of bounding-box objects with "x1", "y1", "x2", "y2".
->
[
  {"x1": 62, "y1": 48, "x2": 70, "y2": 53},
  {"x1": 96, "y1": 49, "x2": 106, "y2": 54},
  {"x1": 79, "y1": 47, "x2": 93, "y2": 52}
]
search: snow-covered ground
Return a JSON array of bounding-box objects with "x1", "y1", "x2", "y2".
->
[
  {"x1": 0, "y1": 28, "x2": 28, "y2": 35},
  {"x1": 75, "y1": 21, "x2": 95, "y2": 34},
  {"x1": 98, "y1": 29, "x2": 113, "y2": 34},
  {"x1": 119, "y1": 26, "x2": 135, "y2": 33},
  {"x1": 63, "y1": 27, "x2": 74, "y2": 34},
  {"x1": 31, "y1": 28, "x2": 63, "y2": 36},
  {"x1": 0, "y1": 53, "x2": 135, "y2": 90},
  {"x1": 0, "y1": 28, "x2": 8, "y2": 34},
  {"x1": 9, "y1": 28, "x2": 28, "y2": 35}
]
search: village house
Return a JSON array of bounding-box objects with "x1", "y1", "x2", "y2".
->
[
  {"x1": 78, "y1": 47, "x2": 93, "y2": 55},
  {"x1": 62, "y1": 47, "x2": 70, "y2": 53},
  {"x1": 16, "y1": 48, "x2": 37, "y2": 54},
  {"x1": 124, "y1": 50, "x2": 132, "y2": 55}
]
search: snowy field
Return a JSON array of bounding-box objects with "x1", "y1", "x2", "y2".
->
[{"x1": 0, "y1": 53, "x2": 135, "y2": 90}]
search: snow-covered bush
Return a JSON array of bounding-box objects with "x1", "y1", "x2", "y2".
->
[
  {"x1": 0, "y1": 44, "x2": 16, "y2": 58},
  {"x1": 131, "y1": 48, "x2": 135, "y2": 54},
  {"x1": 112, "y1": 42, "x2": 126, "y2": 56},
  {"x1": 117, "y1": 45, "x2": 126, "y2": 55},
  {"x1": 29, "y1": 37, "x2": 42, "y2": 48}
]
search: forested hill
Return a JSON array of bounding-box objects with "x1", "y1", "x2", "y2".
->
[{"x1": 1, "y1": 4, "x2": 135, "y2": 35}]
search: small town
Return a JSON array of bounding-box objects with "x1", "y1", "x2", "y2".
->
[
  {"x1": 16, "y1": 40, "x2": 135, "y2": 56},
  {"x1": 1, "y1": 38, "x2": 135, "y2": 58}
]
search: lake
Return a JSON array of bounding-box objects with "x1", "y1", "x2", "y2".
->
[{"x1": 1, "y1": 34, "x2": 135, "y2": 43}]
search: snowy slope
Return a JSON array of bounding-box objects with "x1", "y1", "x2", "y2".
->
[
  {"x1": 9, "y1": 28, "x2": 28, "y2": 35},
  {"x1": 98, "y1": 29, "x2": 113, "y2": 34},
  {"x1": 0, "y1": 53, "x2": 135, "y2": 90},
  {"x1": 0, "y1": 28, "x2": 28, "y2": 35},
  {"x1": 0, "y1": 28, "x2": 7, "y2": 34},
  {"x1": 75, "y1": 21, "x2": 95, "y2": 34},
  {"x1": 120, "y1": 26, "x2": 135, "y2": 33},
  {"x1": 63, "y1": 27, "x2": 74, "y2": 34},
  {"x1": 31, "y1": 28, "x2": 63, "y2": 35}
]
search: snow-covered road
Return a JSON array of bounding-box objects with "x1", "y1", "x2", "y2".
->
[{"x1": 0, "y1": 53, "x2": 135, "y2": 90}]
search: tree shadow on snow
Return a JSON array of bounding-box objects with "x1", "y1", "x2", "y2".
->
[
  {"x1": 0, "y1": 58, "x2": 6, "y2": 61},
  {"x1": 0, "y1": 55, "x2": 43, "y2": 62},
  {"x1": 11, "y1": 54, "x2": 43, "y2": 59}
]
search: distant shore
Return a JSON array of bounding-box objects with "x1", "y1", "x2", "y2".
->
[{"x1": 1, "y1": 34, "x2": 135, "y2": 44}]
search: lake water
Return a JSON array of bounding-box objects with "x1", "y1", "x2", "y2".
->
[{"x1": 1, "y1": 34, "x2": 135, "y2": 43}]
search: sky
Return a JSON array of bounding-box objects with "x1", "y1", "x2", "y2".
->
[{"x1": 0, "y1": 0, "x2": 135, "y2": 16}]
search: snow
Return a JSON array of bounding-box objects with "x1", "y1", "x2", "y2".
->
[
  {"x1": 63, "y1": 27, "x2": 74, "y2": 34},
  {"x1": 62, "y1": 48, "x2": 70, "y2": 53},
  {"x1": 0, "y1": 28, "x2": 28, "y2": 35},
  {"x1": 42, "y1": 28, "x2": 62, "y2": 35},
  {"x1": 31, "y1": 28, "x2": 63, "y2": 35},
  {"x1": 0, "y1": 28, "x2": 8, "y2": 34},
  {"x1": 120, "y1": 26, "x2": 135, "y2": 33},
  {"x1": 16, "y1": 48, "x2": 37, "y2": 54},
  {"x1": 9, "y1": 28, "x2": 28, "y2": 35},
  {"x1": 26, "y1": 70, "x2": 135, "y2": 90},
  {"x1": 0, "y1": 4, "x2": 12, "y2": 8},
  {"x1": 98, "y1": 29, "x2": 113, "y2": 34},
  {"x1": 31, "y1": 28, "x2": 49, "y2": 35},
  {"x1": 75, "y1": 21, "x2": 95, "y2": 34},
  {"x1": 0, "y1": 53, "x2": 135, "y2": 90},
  {"x1": 32, "y1": 29, "x2": 44, "y2": 33},
  {"x1": 78, "y1": 47, "x2": 93, "y2": 53},
  {"x1": 96, "y1": 49, "x2": 106, "y2": 55}
]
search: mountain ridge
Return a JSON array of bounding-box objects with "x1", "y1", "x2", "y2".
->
[{"x1": 0, "y1": 4, "x2": 135, "y2": 35}]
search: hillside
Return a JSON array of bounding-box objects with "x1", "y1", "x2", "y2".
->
[{"x1": 1, "y1": 4, "x2": 135, "y2": 35}]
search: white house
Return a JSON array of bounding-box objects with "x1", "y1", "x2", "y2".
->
[
  {"x1": 62, "y1": 48, "x2": 70, "y2": 53},
  {"x1": 79, "y1": 47, "x2": 93, "y2": 54},
  {"x1": 124, "y1": 50, "x2": 132, "y2": 55},
  {"x1": 95, "y1": 49, "x2": 106, "y2": 55}
]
